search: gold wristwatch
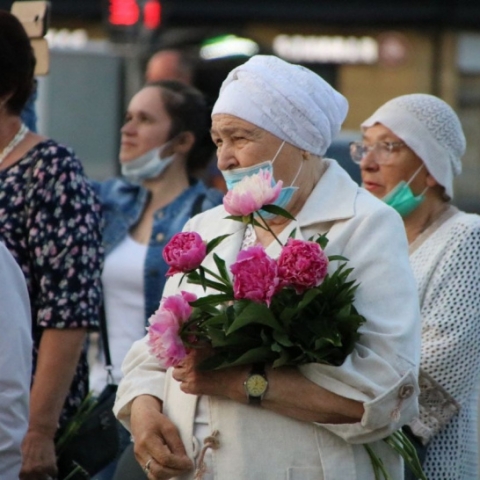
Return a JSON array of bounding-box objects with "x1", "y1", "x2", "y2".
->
[{"x1": 244, "y1": 363, "x2": 268, "y2": 405}]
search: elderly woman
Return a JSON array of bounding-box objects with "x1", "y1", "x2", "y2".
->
[
  {"x1": 114, "y1": 55, "x2": 421, "y2": 480},
  {"x1": 353, "y1": 93, "x2": 480, "y2": 480}
]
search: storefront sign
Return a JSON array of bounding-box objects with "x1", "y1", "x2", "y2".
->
[{"x1": 273, "y1": 34, "x2": 378, "y2": 64}]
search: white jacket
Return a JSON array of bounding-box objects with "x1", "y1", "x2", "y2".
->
[{"x1": 114, "y1": 160, "x2": 421, "y2": 479}]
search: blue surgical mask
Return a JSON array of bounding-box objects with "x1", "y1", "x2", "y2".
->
[
  {"x1": 382, "y1": 165, "x2": 428, "y2": 217},
  {"x1": 221, "y1": 141, "x2": 302, "y2": 219},
  {"x1": 121, "y1": 141, "x2": 175, "y2": 183}
]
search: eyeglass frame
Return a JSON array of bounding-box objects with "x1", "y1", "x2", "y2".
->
[{"x1": 349, "y1": 141, "x2": 407, "y2": 165}]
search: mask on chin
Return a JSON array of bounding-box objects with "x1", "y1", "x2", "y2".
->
[
  {"x1": 221, "y1": 140, "x2": 303, "y2": 219},
  {"x1": 382, "y1": 165, "x2": 428, "y2": 217},
  {"x1": 121, "y1": 141, "x2": 175, "y2": 183}
]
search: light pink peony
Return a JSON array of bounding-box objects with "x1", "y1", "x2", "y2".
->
[
  {"x1": 163, "y1": 232, "x2": 207, "y2": 276},
  {"x1": 230, "y1": 245, "x2": 279, "y2": 306},
  {"x1": 147, "y1": 291, "x2": 197, "y2": 368},
  {"x1": 277, "y1": 239, "x2": 329, "y2": 294},
  {"x1": 223, "y1": 169, "x2": 283, "y2": 216}
]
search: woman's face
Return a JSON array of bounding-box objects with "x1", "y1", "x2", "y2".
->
[
  {"x1": 119, "y1": 86, "x2": 172, "y2": 163},
  {"x1": 359, "y1": 123, "x2": 427, "y2": 199},
  {"x1": 211, "y1": 114, "x2": 302, "y2": 185}
]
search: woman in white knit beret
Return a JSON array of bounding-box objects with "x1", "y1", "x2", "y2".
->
[{"x1": 353, "y1": 93, "x2": 480, "y2": 480}]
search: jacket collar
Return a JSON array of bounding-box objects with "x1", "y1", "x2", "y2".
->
[
  {"x1": 296, "y1": 159, "x2": 359, "y2": 227},
  {"x1": 207, "y1": 160, "x2": 359, "y2": 261}
]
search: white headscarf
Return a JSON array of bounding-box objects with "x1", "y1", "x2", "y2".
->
[
  {"x1": 361, "y1": 93, "x2": 466, "y2": 199},
  {"x1": 212, "y1": 55, "x2": 348, "y2": 156}
]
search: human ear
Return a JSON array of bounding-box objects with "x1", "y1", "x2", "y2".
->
[
  {"x1": 425, "y1": 173, "x2": 439, "y2": 188},
  {"x1": 173, "y1": 131, "x2": 195, "y2": 154}
]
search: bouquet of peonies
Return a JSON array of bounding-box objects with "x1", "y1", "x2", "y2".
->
[
  {"x1": 147, "y1": 168, "x2": 426, "y2": 480},
  {"x1": 147, "y1": 169, "x2": 365, "y2": 372}
]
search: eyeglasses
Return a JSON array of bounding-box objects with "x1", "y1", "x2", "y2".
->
[{"x1": 349, "y1": 141, "x2": 406, "y2": 165}]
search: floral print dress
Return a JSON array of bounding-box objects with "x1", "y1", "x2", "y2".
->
[{"x1": 0, "y1": 139, "x2": 103, "y2": 427}]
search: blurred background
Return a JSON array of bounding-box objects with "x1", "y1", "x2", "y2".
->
[{"x1": 1, "y1": 0, "x2": 479, "y2": 212}]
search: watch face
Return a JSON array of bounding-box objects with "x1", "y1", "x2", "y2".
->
[{"x1": 245, "y1": 373, "x2": 268, "y2": 397}]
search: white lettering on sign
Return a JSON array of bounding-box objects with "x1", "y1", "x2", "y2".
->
[{"x1": 273, "y1": 35, "x2": 378, "y2": 64}]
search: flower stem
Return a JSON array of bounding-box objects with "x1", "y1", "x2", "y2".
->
[{"x1": 255, "y1": 211, "x2": 283, "y2": 247}]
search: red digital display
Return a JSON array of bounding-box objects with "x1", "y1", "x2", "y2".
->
[
  {"x1": 143, "y1": 0, "x2": 161, "y2": 29},
  {"x1": 108, "y1": 0, "x2": 140, "y2": 26}
]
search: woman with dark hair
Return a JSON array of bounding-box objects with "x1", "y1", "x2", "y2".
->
[
  {"x1": 89, "y1": 80, "x2": 223, "y2": 479},
  {"x1": 0, "y1": 10, "x2": 103, "y2": 480}
]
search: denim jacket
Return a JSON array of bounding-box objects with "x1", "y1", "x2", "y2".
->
[{"x1": 92, "y1": 178, "x2": 223, "y2": 321}]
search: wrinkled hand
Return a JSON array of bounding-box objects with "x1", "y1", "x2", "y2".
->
[
  {"x1": 172, "y1": 348, "x2": 248, "y2": 401},
  {"x1": 20, "y1": 430, "x2": 57, "y2": 480},
  {"x1": 131, "y1": 395, "x2": 193, "y2": 480}
]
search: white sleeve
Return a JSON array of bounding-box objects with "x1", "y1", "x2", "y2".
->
[
  {"x1": 300, "y1": 207, "x2": 421, "y2": 443},
  {"x1": 0, "y1": 243, "x2": 32, "y2": 479}
]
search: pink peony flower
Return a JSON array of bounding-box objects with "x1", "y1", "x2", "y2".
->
[
  {"x1": 147, "y1": 291, "x2": 197, "y2": 368},
  {"x1": 277, "y1": 239, "x2": 329, "y2": 294},
  {"x1": 163, "y1": 232, "x2": 207, "y2": 276},
  {"x1": 230, "y1": 245, "x2": 279, "y2": 306},
  {"x1": 223, "y1": 169, "x2": 283, "y2": 217}
]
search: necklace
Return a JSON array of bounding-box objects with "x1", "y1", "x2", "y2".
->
[{"x1": 0, "y1": 123, "x2": 29, "y2": 165}]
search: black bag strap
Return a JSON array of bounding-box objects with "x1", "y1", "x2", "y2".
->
[{"x1": 99, "y1": 301, "x2": 115, "y2": 385}]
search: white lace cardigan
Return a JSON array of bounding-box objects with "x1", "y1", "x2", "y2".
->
[{"x1": 409, "y1": 209, "x2": 480, "y2": 479}]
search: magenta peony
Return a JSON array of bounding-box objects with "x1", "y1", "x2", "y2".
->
[
  {"x1": 147, "y1": 291, "x2": 197, "y2": 368},
  {"x1": 230, "y1": 245, "x2": 279, "y2": 306},
  {"x1": 223, "y1": 169, "x2": 282, "y2": 217},
  {"x1": 163, "y1": 232, "x2": 207, "y2": 276},
  {"x1": 277, "y1": 239, "x2": 329, "y2": 294}
]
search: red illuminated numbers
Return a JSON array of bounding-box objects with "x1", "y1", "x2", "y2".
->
[
  {"x1": 143, "y1": 0, "x2": 161, "y2": 29},
  {"x1": 109, "y1": 0, "x2": 140, "y2": 26},
  {"x1": 108, "y1": 0, "x2": 161, "y2": 29}
]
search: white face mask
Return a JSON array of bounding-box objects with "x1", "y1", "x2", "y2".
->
[{"x1": 121, "y1": 141, "x2": 175, "y2": 183}]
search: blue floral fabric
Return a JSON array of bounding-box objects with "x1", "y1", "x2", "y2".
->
[{"x1": 0, "y1": 139, "x2": 103, "y2": 427}]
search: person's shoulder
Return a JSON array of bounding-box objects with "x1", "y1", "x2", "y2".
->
[
  {"x1": 94, "y1": 177, "x2": 141, "y2": 204},
  {"x1": 200, "y1": 185, "x2": 224, "y2": 208},
  {"x1": 187, "y1": 202, "x2": 227, "y2": 230},
  {"x1": 443, "y1": 210, "x2": 480, "y2": 243},
  {"x1": 29, "y1": 138, "x2": 85, "y2": 176},
  {"x1": 354, "y1": 186, "x2": 404, "y2": 225}
]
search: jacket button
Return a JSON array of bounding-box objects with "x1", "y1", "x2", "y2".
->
[
  {"x1": 156, "y1": 233, "x2": 165, "y2": 242},
  {"x1": 398, "y1": 384, "x2": 415, "y2": 399}
]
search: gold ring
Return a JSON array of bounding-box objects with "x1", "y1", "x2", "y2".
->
[{"x1": 144, "y1": 458, "x2": 153, "y2": 474}]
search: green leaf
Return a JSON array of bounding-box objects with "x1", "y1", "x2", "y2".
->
[
  {"x1": 224, "y1": 215, "x2": 250, "y2": 224},
  {"x1": 226, "y1": 302, "x2": 283, "y2": 335},
  {"x1": 313, "y1": 233, "x2": 329, "y2": 249},
  {"x1": 206, "y1": 234, "x2": 231, "y2": 255},
  {"x1": 327, "y1": 255, "x2": 349, "y2": 262},
  {"x1": 261, "y1": 204, "x2": 296, "y2": 220},
  {"x1": 288, "y1": 228, "x2": 297, "y2": 239},
  {"x1": 185, "y1": 271, "x2": 230, "y2": 293},
  {"x1": 190, "y1": 293, "x2": 234, "y2": 307},
  {"x1": 297, "y1": 288, "x2": 321, "y2": 310},
  {"x1": 272, "y1": 329, "x2": 294, "y2": 347},
  {"x1": 213, "y1": 253, "x2": 231, "y2": 285},
  {"x1": 208, "y1": 345, "x2": 275, "y2": 369}
]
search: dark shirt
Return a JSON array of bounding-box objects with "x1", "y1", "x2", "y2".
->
[{"x1": 0, "y1": 139, "x2": 103, "y2": 427}]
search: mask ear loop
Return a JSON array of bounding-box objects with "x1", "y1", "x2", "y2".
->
[
  {"x1": 271, "y1": 140, "x2": 286, "y2": 164},
  {"x1": 406, "y1": 164, "x2": 429, "y2": 196},
  {"x1": 406, "y1": 164, "x2": 424, "y2": 186},
  {"x1": 289, "y1": 156, "x2": 304, "y2": 188}
]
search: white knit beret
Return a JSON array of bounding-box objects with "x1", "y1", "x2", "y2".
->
[
  {"x1": 361, "y1": 93, "x2": 466, "y2": 199},
  {"x1": 212, "y1": 55, "x2": 348, "y2": 156}
]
